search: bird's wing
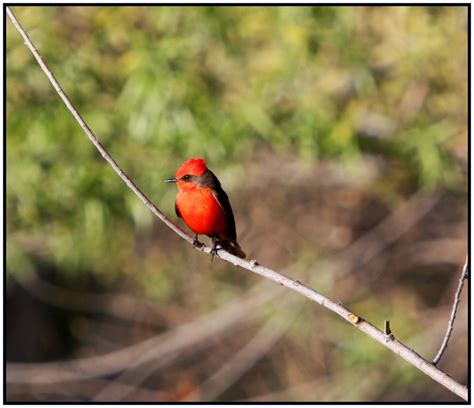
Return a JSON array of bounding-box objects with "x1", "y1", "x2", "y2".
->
[
  {"x1": 198, "y1": 169, "x2": 238, "y2": 241},
  {"x1": 211, "y1": 186, "x2": 237, "y2": 241},
  {"x1": 175, "y1": 202, "x2": 182, "y2": 218}
]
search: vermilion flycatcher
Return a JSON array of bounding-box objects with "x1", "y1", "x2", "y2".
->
[{"x1": 165, "y1": 158, "x2": 246, "y2": 259}]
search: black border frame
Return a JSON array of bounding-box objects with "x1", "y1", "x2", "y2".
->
[{"x1": 4, "y1": 2, "x2": 471, "y2": 405}]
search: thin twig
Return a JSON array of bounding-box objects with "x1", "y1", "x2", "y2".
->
[
  {"x1": 243, "y1": 308, "x2": 468, "y2": 402},
  {"x1": 6, "y1": 8, "x2": 468, "y2": 401},
  {"x1": 432, "y1": 256, "x2": 469, "y2": 366}
]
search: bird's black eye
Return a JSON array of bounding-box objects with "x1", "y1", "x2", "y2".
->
[{"x1": 182, "y1": 175, "x2": 191, "y2": 181}]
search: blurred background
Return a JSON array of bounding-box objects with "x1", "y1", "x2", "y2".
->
[{"x1": 6, "y1": 5, "x2": 468, "y2": 402}]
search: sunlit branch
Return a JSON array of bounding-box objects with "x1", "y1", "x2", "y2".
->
[
  {"x1": 6, "y1": 7, "x2": 467, "y2": 401},
  {"x1": 432, "y1": 256, "x2": 469, "y2": 366}
]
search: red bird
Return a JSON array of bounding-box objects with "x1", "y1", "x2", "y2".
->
[{"x1": 165, "y1": 158, "x2": 246, "y2": 259}]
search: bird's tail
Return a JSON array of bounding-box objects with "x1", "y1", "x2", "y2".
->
[{"x1": 221, "y1": 240, "x2": 246, "y2": 259}]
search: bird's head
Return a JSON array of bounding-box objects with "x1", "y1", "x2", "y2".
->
[{"x1": 165, "y1": 158, "x2": 208, "y2": 191}]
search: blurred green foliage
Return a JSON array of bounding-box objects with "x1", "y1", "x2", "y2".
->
[
  {"x1": 7, "y1": 5, "x2": 467, "y2": 283},
  {"x1": 7, "y1": 5, "x2": 467, "y2": 286}
]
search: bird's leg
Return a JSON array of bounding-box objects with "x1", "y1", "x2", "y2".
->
[
  {"x1": 210, "y1": 236, "x2": 220, "y2": 261},
  {"x1": 192, "y1": 235, "x2": 201, "y2": 248}
]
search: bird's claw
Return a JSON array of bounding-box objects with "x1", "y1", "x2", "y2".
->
[
  {"x1": 210, "y1": 237, "x2": 221, "y2": 261},
  {"x1": 210, "y1": 246, "x2": 219, "y2": 261},
  {"x1": 192, "y1": 235, "x2": 202, "y2": 248}
]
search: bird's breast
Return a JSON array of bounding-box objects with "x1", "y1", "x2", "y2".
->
[{"x1": 176, "y1": 187, "x2": 228, "y2": 238}]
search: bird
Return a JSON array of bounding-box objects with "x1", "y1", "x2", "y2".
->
[{"x1": 165, "y1": 158, "x2": 246, "y2": 259}]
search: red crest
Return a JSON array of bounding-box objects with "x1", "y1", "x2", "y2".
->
[{"x1": 176, "y1": 158, "x2": 208, "y2": 178}]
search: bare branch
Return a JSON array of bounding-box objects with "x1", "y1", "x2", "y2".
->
[
  {"x1": 432, "y1": 256, "x2": 469, "y2": 365},
  {"x1": 6, "y1": 7, "x2": 468, "y2": 401},
  {"x1": 243, "y1": 308, "x2": 468, "y2": 402}
]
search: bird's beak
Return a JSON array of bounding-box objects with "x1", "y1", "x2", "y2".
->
[{"x1": 165, "y1": 177, "x2": 178, "y2": 183}]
